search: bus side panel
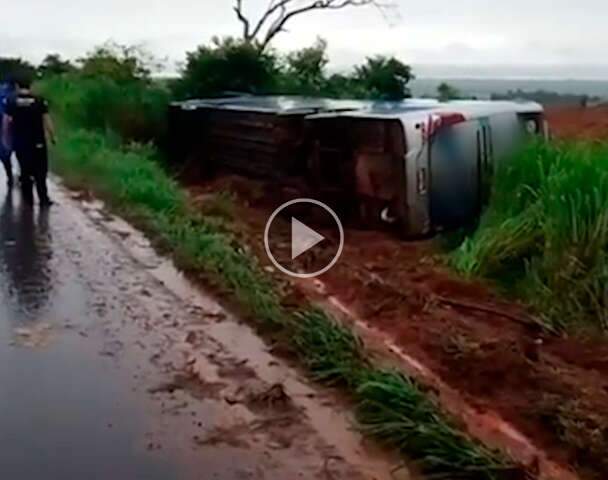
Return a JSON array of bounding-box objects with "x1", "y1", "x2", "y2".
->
[
  {"x1": 401, "y1": 121, "x2": 431, "y2": 237},
  {"x1": 429, "y1": 121, "x2": 481, "y2": 230},
  {"x1": 306, "y1": 117, "x2": 407, "y2": 229},
  {"x1": 168, "y1": 105, "x2": 206, "y2": 168},
  {"x1": 352, "y1": 120, "x2": 406, "y2": 228},
  {"x1": 487, "y1": 112, "x2": 521, "y2": 168}
]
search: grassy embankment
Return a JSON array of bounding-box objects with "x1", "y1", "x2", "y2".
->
[
  {"x1": 451, "y1": 140, "x2": 608, "y2": 334},
  {"x1": 38, "y1": 74, "x2": 514, "y2": 479}
]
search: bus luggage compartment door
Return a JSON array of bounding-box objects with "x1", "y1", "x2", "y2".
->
[{"x1": 429, "y1": 121, "x2": 485, "y2": 230}]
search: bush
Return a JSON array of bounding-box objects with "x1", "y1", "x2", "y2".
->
[
  {"x1": 280, "y1": 37, "x2": 329, "y2": 95},
  {"x1": 78, "y1": 42, "x2": 157, "y2": 83},
  {"x1": 437, "y1": 82, "x2": 461, "y2": 101},
  {"x1": 354, "y1": 55, "x2": 414, "y2": 100},
  {"x1": 38, "y1": 73, "x2": 170, "y2": 144},
  {"x1": 37, "y1": 43, "x2": 170, "y2": 144},
  {"x1": 0, "y1": 57, "x2": 37, "y2": 83},
  {"x1": 451, "y1": 140, "x2": 608, "y2": 332},
  {"x1": 174, "y1": 37, "x2": 279, "y2": 99},
  {"x1": 38, "y1": 54, "x2": 75, "y2": 77}
]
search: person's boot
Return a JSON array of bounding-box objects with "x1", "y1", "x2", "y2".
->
[
  {"x1": 37, "y1": 179, "x2": 54, "y2": 207},
  {"x1": 40, "y1": 198, "x2": 55, "y2": 208}
]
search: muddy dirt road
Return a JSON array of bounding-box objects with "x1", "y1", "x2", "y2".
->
[
  {"x1": 0, "y1": 179, "x2": 401, "y2": 480},
  {"x1": 546, "y1": 105, "x2": 608, "y2": 140}
]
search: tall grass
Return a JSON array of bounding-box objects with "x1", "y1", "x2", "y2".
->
[
  {"x1": 452, "y1": 140, "x2": 608, "y2": 332},
  {"x1": 47, "y1": 119, "x2": 515, "y2": 478},
  {"x1": 38, "y1": 74, "x2": 170, "y2": 144}
]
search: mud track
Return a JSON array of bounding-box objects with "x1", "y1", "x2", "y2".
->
[
  {"x1": 189, "y1": 174, "x2": 608, "y2": 480},
  {"x1": 547, "y1": 105, "x2": 608, "y2": 140}
]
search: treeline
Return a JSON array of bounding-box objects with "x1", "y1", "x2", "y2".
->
[
  {"x1": 0, "y1": 38, "x2": 414, "y2": 146},
  {"x1": 491, "y1": 89, "x2": 601, "y2": 106},
  {"x1": 173, "y1": 36, "x2": 414, "y2": 100},
  {"x1": 2, "y1": 37, "x2": 415, "y2": 102}
]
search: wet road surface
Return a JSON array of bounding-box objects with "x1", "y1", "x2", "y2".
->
[{"x1": 0, "y1": 179, "x2": 402, "y2": 480}]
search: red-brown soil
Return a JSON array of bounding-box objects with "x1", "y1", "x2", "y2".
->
[
  {"x1": 547, "y1": 105, "x2": 608, "y2": 140},
  {"x1": 187, "y1": 174, "x2": 608, "y2": 480}
]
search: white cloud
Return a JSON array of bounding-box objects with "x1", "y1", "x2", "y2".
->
[{"x1": 1, "y1": 0, "x2": 607, "y2": 77}]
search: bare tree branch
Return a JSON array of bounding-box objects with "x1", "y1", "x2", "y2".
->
[
  {"x1": 251, "y1": 0, "x2": 291, "y2": 37},
  {"x1": 233, "y1": 0, "x2": 396, "y2": 50},
  {"x1": 234, "y1": 0, "x2": 251, "y2": 40},
  {"x1": 260, "y1": 2, "x2": 325, "y2": 50}
]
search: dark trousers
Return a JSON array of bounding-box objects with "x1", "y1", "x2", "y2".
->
[
  {"x1": 0, "y1": 145, "x2": 12, "y2": 185},
  {"x1": 15, "y1": 145, "x2": 49, "y2": 205}
]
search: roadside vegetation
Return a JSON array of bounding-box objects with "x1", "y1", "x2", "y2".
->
[
  {"x1": 37, "y1": 44, "x2": 170, "y2": 144},
  {"x1": 451, "y1": 140, "x2": 608, "y2": 333},
  {"x1": 16, "y1": 42, "x2": 520, "y2": 479}
]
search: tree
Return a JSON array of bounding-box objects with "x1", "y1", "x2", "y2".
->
[
  {"x1": 322, "y1": 73, "x2": 367, "y2": 98},
  {"x1": 437, "y1": 82, "x2": 460, "y2": 101},
  {"x1": 354, "y1": 55, "x2": 413, "y2": 100},
  {"x1": 175, "y1": 37, "x2": 279, "y2": 99},
  {"x1": 233, "y1": 0, "x2": 394, "y2": 51},
  {"x1": 78, "y1": 42, "x2": 159, "y2": 83},
  {"x1": 0, "y1": 57, "x2": 37, "y2": 84},
  {"x1": 282, "y1": 37, "x2": 329, "y2": 94},
  {"x1": 38, "y1": 54, "x2": 74, "y2": 77}
]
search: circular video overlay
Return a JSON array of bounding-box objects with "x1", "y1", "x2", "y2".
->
[{"x1": 264, "y1": 199, "x2": 344, "y2": 279}]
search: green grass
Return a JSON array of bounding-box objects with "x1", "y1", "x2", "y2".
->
[
  {"x1": 38, "y1": 74, "x2": 170, "y2": 144},
  {"x1": 451, "y1": 140, "x2": 608, "y2": 333},
  {"x1": 50, "y1": 123, "x2": 516, "y2": 478},
  {"x1": 355, "y1": 371, "x2": 514, "y2": 479}
]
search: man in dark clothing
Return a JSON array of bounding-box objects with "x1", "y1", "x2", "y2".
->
[
  {"x1": 2, "y1": 76, "x2": 56, "y2": 206},
  {"x1": 0, "y1": 76, "x2": 16, "y2": 187}
]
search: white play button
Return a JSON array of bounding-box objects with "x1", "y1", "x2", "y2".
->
[
  {"x1": 264, "y1": 199, "x2": 344, "y2": 279},
  {"x1": 291, "y1": 218, "x2": 325, "y2": 260}
]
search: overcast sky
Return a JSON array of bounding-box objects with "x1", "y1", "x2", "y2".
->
[{"x1": 1, "y1": 0, "x2": 607, "y2": 78}]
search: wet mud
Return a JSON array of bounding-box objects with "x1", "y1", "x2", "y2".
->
[
  {"x1": 546, "y1": 105, "x2": 608, "y2": 140},
  {"x1": 187, "y1": 174, "x2": 608, "y2": 480}
]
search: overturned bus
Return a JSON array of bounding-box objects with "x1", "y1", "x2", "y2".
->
[
  {"x1": 169, "y1": 96, "x2": 547, "y2": 237},
  {"x1": 306, "y1": 99, "x2": 547, "y2": 236}
]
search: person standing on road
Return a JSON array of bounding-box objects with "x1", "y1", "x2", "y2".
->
[
  {"x1": 0, "y1": 76, "x2": 16, "y2": 188},
  {"x1": 2, "y1": 75, "x2": 56, "y2": 206}
]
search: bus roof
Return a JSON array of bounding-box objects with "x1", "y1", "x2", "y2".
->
[
  {"x1": 172, "y1": 95, "x2": 543, "y2": 119},
  {"x1": 306, "y1": 99, "x2": 543, "y2": 121},
  {"x1": 172, "y1": 95, "x2": 365, "y2": 114}
]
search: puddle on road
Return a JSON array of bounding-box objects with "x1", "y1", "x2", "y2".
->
[
  {"x1": 12, "y1": 323, "x2": 55, "y2": 348},
  {"x1": 0, "y1": 186, "x2": 186, "y2": 480},
  {"x1": 0, "y1": 190, "x2": 55, "y2": 320}
]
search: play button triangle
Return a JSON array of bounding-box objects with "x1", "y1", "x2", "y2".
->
[{"x1": 291, "y1": 218, "x2": 325, "y2": 260}]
